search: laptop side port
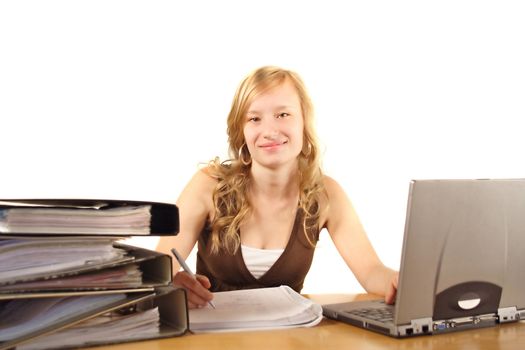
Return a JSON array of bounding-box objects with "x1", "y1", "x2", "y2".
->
[
  {"x1": 400, "y1": 318, "x2": 432, "y2": 336},
  {"x1": 498, "y1": 306, "x2": 518, "y2": 323}
]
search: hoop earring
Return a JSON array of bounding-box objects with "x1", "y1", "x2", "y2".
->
[{"x1": 238, "y1": 143, "x2": 252, "y2": 166}]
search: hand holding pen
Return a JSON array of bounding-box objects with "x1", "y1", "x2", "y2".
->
[{"x1": 171, "y1": 248, "x2": 216, "y2": 309}]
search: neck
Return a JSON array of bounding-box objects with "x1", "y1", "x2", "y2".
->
[{"x1": 249, "y1": 161, "x2": 299, "y2": 200}]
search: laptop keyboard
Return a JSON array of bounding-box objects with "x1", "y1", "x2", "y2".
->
[{"x1": 346, "y1": 302, "x2": 394, "y2": 323}]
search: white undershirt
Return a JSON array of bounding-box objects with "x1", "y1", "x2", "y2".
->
[{"x1": 241, "y1": 244, "x2": 285, "y2": 279}]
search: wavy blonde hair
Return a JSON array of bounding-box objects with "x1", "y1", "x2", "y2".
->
[{"x1": 207, "y1": 66, "x2": 325, "y2": 254}]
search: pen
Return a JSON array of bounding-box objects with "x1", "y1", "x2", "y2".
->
[{"x1": 170, "y1": 247, "x2": 216, "y2": 309}]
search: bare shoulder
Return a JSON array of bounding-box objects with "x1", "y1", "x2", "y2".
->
[
  {"x1": 324, "y1": 176, "x2": 359, "y2": 237},
  {"x1": 189, "y1": 166, "x2": 218, "y2": 190},
  {"x1": 318, "y1": 175, "x2": 347, "y2": 227},
  {"x1": 322, "y1": 175, "x2": 346, "y2": 198},
  {"x1": 178, "y1": 166, "x2": 218, "y2": 210}
]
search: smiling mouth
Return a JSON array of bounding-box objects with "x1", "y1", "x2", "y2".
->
[{"x1": 260, "y1": 140, "x2": 288, "y2": 148}]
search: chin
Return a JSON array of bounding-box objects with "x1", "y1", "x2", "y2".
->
[{"x1": 255, "y1": 157, "x2": 299, "y2": 170}]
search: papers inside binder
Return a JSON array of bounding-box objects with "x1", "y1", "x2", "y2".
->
[
  {"x1": 0, "y1": 239, "x2": 173, "y2": 292},
  {"x1": 16, "y1": 307, "x2": 161, "y2": 350},
  {"x1": 0, "y1": 205, "x2": 152, "y2": 235},
  {"x1": 0, "y1": 264, "x2": 144, "y2": 292},
  {"x1": 0, "y1": 237, "x2": 129, "y2": 285},
  {"x1": 0, "y1": 288, "x2": 188, "y2": 350},
  {"x1": 0, "y1": 293, "x2": 128, "y2": 342}
]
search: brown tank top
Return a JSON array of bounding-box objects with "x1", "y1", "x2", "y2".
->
[{"x1": 196, "y1": 209, "x2": 319, "y2": 293}]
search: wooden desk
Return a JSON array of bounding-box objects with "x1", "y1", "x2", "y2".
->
[{"x1": 88, "y1": 293, "x2": 525, "y2": 350}]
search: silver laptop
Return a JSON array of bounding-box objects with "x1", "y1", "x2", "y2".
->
[{"x1": 323, "y1": 179, "x2": 525, "y2": 337}]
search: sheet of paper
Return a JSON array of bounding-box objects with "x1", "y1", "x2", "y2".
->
[{"x1": 189, "y1": 285, "x2": 323, "y2": 332}]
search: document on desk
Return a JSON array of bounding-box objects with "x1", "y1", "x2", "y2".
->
[{"x1": 189, "y1": 285, "x2": 323, "y2": 333}]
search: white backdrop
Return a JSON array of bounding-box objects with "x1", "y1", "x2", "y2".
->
[{"x1": 1, "y1": 1, "x2": 524, "y2": 293}]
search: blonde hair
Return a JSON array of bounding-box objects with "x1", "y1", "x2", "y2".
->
[{"x1": 208, "y1": 66, "x2": 325, "y2": 254}]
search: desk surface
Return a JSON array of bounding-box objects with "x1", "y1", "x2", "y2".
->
[{"x1": 88, "y1": 293, "x2": 525, "y2": 350}]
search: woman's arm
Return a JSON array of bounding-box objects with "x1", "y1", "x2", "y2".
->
[
  {"x1": 156, "y1": 168, "x2": 216, "y2": 308},
  {"x1": 322, "y1": 176, "x2": 398, "y2": 303}
]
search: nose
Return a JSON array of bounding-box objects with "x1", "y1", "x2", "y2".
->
[
  {"x1": 264, "y1": 130, "x2": 281, "y2": 140},
  {"x1": 261, "y1": 117, "x2": 281, "y2": 140}
]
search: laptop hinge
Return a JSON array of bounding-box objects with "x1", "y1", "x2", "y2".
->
[{"x1": 497, "y1": 306, "x2": 519, "y2": 323}]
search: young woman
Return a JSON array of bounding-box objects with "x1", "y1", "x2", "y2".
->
[{"x1": 157, "y1": 66, "x2": 398, "y2": 308}]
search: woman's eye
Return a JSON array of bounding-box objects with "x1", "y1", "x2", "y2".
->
[
  {"x1": 276, "y1": 113, "x2": 289, "y2": 119},
  {"x1": 247, "y1": 116, "x2": 260, "y2": 122}
]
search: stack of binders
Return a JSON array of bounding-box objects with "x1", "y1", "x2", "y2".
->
[{"x1": 0, "y1": 199, "x2": 188, "y2": 350}]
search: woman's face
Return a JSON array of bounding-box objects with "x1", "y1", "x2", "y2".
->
[{"x1": 243, "y1": 80, "x2": 304, "y2": 170}]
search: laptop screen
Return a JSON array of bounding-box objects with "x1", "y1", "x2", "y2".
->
[{"x1": 395, "y1": 179, "x2": 525, "y2": 325}]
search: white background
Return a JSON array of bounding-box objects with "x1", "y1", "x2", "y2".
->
[{"x1": 1, "y1": 1, "x2": 524, "y2": 293}]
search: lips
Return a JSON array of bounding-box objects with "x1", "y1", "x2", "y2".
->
[{"x1": 259, "y1": 140, "x2": 288, "y2": 148}]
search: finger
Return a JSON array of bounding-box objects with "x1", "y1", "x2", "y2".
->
[
  {"x1": 173, "y1": 272, "x2": 214, "y2": 305},
  {"x1": 174, "y1": 275, "x2": 211, "y2": 308},
  {"x1": 185, "y1": 275, "x2": 213, "y2": 301},
  {"x1": 384, "y1": 276, "x2": 398, "y2": 304},
  {"x1": 186, "y1": 291, "x2": 212, "y2": 308},
  {"x1": 187, "y1": 299, "x2": 207, "y2": 309},
  {"x1": 195, "y1": 274, "x2": 212, "y2": 289},
  {"x1": 188, "y1": 301, "x2": 199, "y2": 309},
  {"x1": 385, "y1": 288, "x2": 396, "y2": 305},
  {"x1": 172, "y1": 271, "x2": 193, "y2": 288}
]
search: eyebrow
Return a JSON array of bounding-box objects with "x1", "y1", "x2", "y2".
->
[{"x1": 247, "y1": 105, "x2": 295, "y2": 114}]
